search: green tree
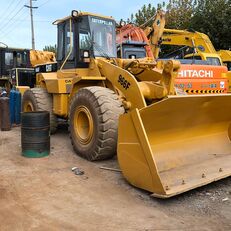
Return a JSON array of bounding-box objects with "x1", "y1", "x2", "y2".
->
[
  {"x1": 125, "y1": 0, "x2": 231, "y2": 50},
  {"x1": 190, "y1": 0, "x2": 231, "y2": 49},
  {"x1": 127, "y1": 3, "x2": 165, "y2": 26},
  {"x1": 132, "y1": 3, "x2": 156, "y2": 25},
  {"x1": 43, "y1": 45, "x2": 57, "y2": 55},
  {"x1": 165, "y1": 0, "x2": 195, "y2": 29}
]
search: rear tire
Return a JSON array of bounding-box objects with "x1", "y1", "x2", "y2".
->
[
  {"x1": 69, "y1": 87, "x2": 124, "y2": 161},
  {"x1": 22, "y1": 88, "x2": 57, "y2": 134}
]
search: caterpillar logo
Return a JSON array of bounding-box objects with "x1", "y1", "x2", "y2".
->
[
  {"x1": 178, "y1": 70, "x2": 214, "y2": 78},
  {"x1": 185, "y1": 89, "x2": 224, "y2": 94}
]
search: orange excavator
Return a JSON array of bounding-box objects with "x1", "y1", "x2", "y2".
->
[{"x1": 116, "y1": 11, "x2": 229, "y2": 94}]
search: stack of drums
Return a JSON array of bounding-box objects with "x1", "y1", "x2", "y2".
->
[{"x1": 21, "y1": 111, "x2": 50, "y2": 158}]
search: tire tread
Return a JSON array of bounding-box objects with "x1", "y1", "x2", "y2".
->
[{"x1": 69, "y1": 86, "x2": 124, "y2": 161}]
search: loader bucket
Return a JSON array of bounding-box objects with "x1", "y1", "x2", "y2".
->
[{"x1": 117, "y1": 94, "x2": 231, "y2": 198}]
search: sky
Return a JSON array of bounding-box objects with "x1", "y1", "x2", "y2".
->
[{"x1": 0, "y1": 0, "x2": 162, "y2": 50}]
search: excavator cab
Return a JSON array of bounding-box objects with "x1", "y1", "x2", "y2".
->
[
  {"x1": 184, "y1": 53, "x2": 222, "y2": 66},
  {"x1": 117, "y1": 41, "x2": 147, "y2": 59}
]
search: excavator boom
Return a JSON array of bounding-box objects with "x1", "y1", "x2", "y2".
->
[{"x1": 162, "y1": 29, "x2": 217, "y2": 54}]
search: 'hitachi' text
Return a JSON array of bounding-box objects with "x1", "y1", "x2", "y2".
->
[{"x1": 178, "y1": 70, "x2": 214, "y2": 78}]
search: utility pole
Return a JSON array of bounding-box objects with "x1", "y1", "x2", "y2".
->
[{"x1": 24, "y1": 0, "x2": 38, "y2": 50}]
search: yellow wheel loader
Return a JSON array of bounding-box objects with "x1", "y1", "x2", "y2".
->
[
  {"x1": 22, "y1": 11, "x2": 231, "y2": 198},
  {"x1": 0, "y1": 47, "x2": 57, "y2": 95}
]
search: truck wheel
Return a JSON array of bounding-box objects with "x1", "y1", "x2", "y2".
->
[
  {"x1": 69, "y1": 87, "x2": 125, "y2": 161},
  {"x1": 22, "y1": 88, "x2": 58, "y2": 134}
]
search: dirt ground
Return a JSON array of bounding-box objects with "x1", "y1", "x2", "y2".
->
[{"x1": 0, "y1": 125, "x2": 230, "y2": 231}]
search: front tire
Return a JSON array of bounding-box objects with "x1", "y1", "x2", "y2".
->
[
  {"x1": 69, "y1": 87, "x2": 124, "y2": 161},
  {"x1": 22, "y1": 88, "x2": 58, "y2": 134}
]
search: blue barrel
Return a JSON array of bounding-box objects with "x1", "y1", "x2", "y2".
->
[
  {"x1": 21, "y1": 111, "x2": 50, "y2": 158},
  {"x1": 9, "y1": 90, "x2": 16, "y2": 124},
  {"x1": 15, "y1": 91, "x2": 21, "y2": 124}
]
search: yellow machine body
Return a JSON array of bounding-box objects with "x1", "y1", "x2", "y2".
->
[
  {"x1": 162, "y1": 29, "x2": 223, "y2": 64},
  {"x1": 184, "y1": 52, "x2": 222, "y2": 63},
  {"x1": 28, "y1": 11, "x2": 231, "y2": 198},
  {"x1": 38, "y1": 56, "x2": 231, "y2": 198},
  {"x1": 218, "y1": 50, "x2": 231, "y2": 71},
  {"x1": 219, "y1": 50, "x2": 231, "y2": 62},
  {"x1": 30, "y1": 50, "x2": 56, "y2": 67},
  {"x1": 16, "y1": 86, "x2": 30, "y2": 95}
]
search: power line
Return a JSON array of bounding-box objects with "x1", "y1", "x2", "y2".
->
[
  {"x1": 0, "y1": 0, "x2": 19, "y2": 22},
  {"x1": 0, "y1": 11, "x2": 30, "y2": 47},
  {"x1": 38, "y1": 0, "x2": 51, "y2": 8},
  {"x1": 0, "y1": 25, "x2": 24, "y2": 47},
  {"x1": 0, "y1": 16, "x2": 26, "y2": 40},
  {"x1": 0, "y1": 0, "x2": 52, "y2": 48},
  {"x1": 0, "y1": 0, "x2": 25, "y2": 34},
  {"x1": 0, "y1": 9, "x2": 28, "y2": 38},
  {"x1": 0, "y1": 6, "x2": 25, "y2": 32},
  {"x1": 8, "y1": 0, "x2": 24, "y2": 13}
]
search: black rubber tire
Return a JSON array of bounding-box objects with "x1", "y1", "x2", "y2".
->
[
  {"x1": 21, "y1": 111, "x2": 49, "y2": 128},
  {"x1": 69, "y1": 87, "x2": 125, "y2": 161},
  {"x1": 22, "y1": 88, "x2": 57, "y2": 134}
]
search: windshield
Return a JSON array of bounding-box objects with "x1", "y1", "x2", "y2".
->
[
  {"x1": 89, "y1": 16, "x2": 116, "y2": 58},
  {"x1": 184, "y1": 55, "x2": 222, "y2": 66},
  {"x1": 206, "y1": 57, "x2": 221, "y2": 66}
]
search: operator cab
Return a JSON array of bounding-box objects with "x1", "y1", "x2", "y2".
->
[
  {"x1": 184, "y1": 54, "x2": 222, "y2": 66},
  {"x1": 160, "y1": 45, "x2": 222, "y2": 66},
  {"x1": 55, "y1": 11, "x2": 117, "y2": 69},
  {"x1": 117, "y1": 41, "x2": 147, "y2": 59}
]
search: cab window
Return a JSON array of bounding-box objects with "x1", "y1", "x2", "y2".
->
[
  {"x1": 5, "y1": 52, "x2": 13, "y2": 66},
  {"x1": 206, "y1": 57, "x2": 221, "y2": 66},
  {"x1": 57, "y1": 21, "x2": 74, "y2": 61},
  {"x1": 79, "y1": 31, "x2": 91, "y2": 50}
]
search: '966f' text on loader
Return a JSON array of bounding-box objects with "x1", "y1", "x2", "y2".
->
[{"x1": 22, "y1": 10, "x2": 231, "y2": 198}]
